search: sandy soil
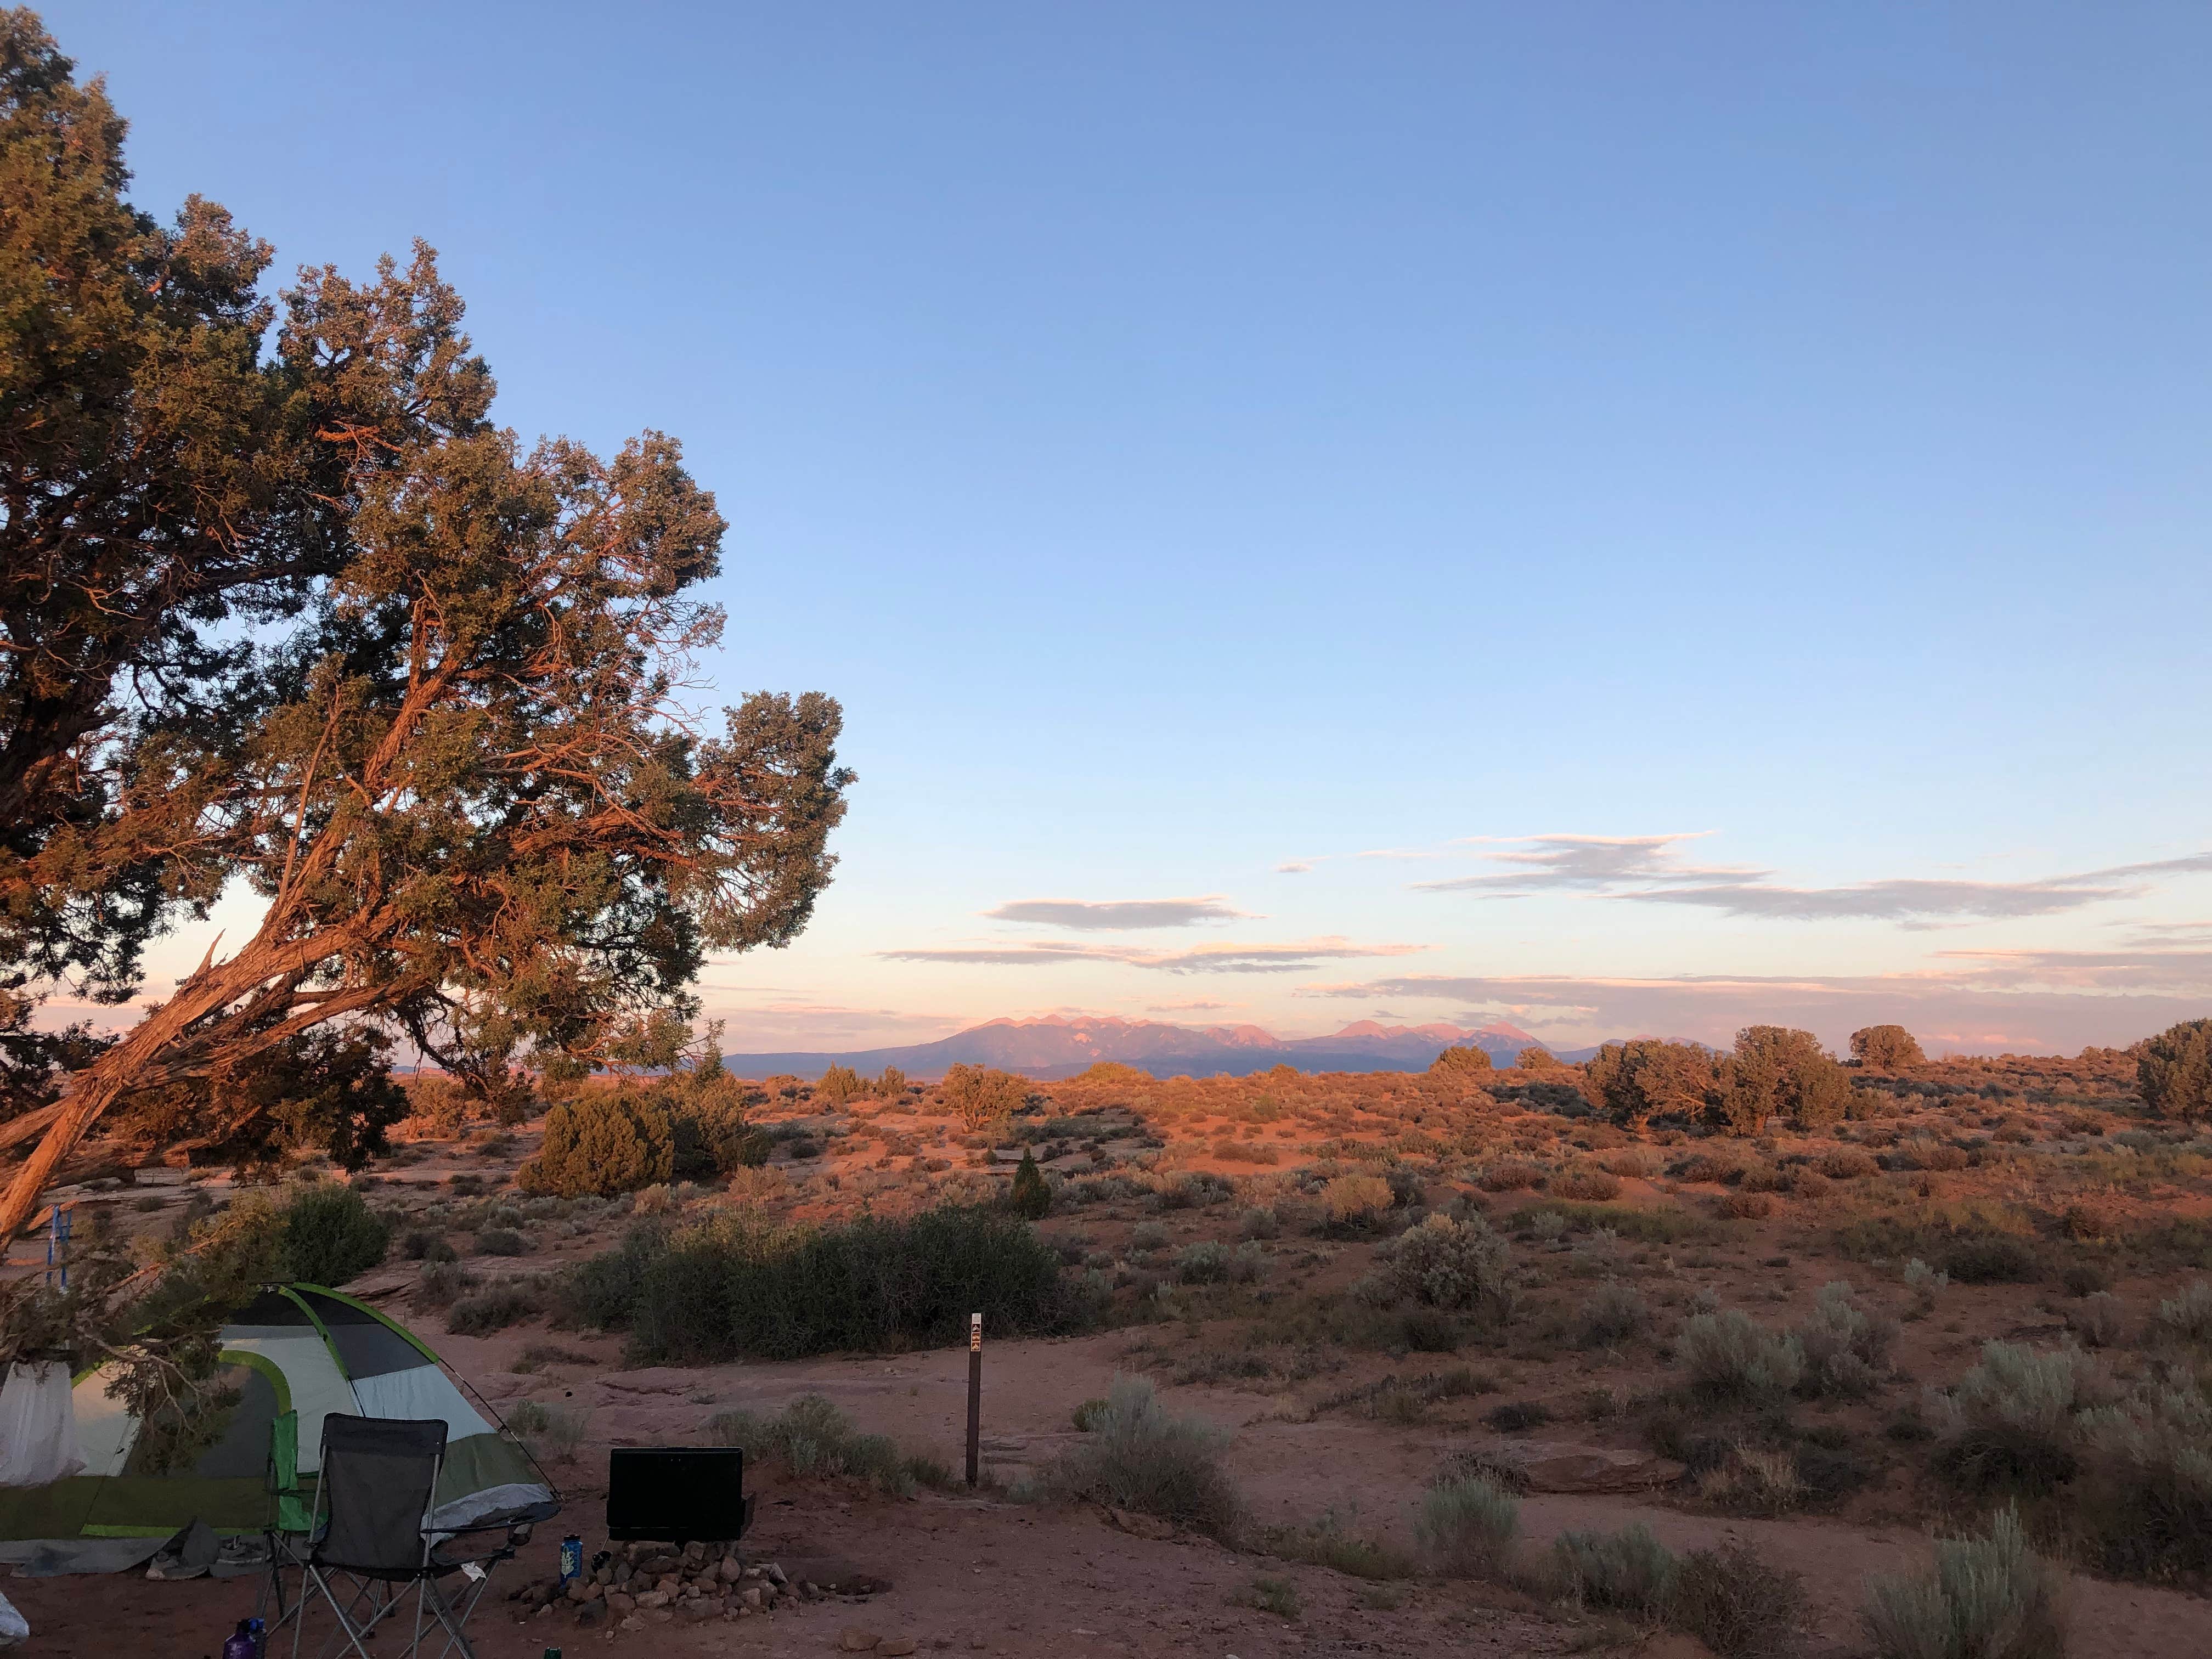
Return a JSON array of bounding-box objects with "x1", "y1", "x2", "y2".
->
[{"x1": 12, "y1": 1324, "x2": 2200, "y2": 1659}]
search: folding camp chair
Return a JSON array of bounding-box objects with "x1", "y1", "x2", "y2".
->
[{"x1": 261, "y1": 1415, "x2": 521, "y2": 1659}]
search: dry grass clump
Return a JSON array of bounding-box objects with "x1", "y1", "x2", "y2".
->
[
  {"x1": 1032, "y1": 1375, "x2": 1245, "y2": 1541},
  {"x1": 1696, "y1": 1442, "x2": 1805, "y2": 1516},
  {"x1": 1669, "y1": 1541, "x2": 1806, "y2": 1658},
  {"x1": 1861, "y1": 1508, "x2": 2065, "y2": 1659},
  {"x1": 1321, "y1": 1173, "x2": 1394, "y2": 1226},
  {"x1": 1552, "y1": 1522, "x2": 1677, "y2": 1617}
]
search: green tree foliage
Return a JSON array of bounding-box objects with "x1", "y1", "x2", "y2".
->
[
  {"x1": 873, "y1": 1065, "x2": 908, "y2": 1097},
  {"x1": 941, "y1": 1064, "x2": 1030, "y2": 1131},
  {"x1": 656, "y1": 1054, "x2": 770, "y2": 1178},
  {"x1": 0, "y1": 13, "x2": 853, "y2": 1238},
  {"x1": 1514, "y1": 1045, "x2": 1560, "y2": 1070},
  {"x1": 1584, "y1": 1040, "x2": 1721, "y2": 1129},
  {"x1": 2140, "y1": 1019, "x2": 2212, "y2": 1123},
  {"x1": 1850, "y1": 1025, "x2": 1927, "y2": 1070},
  {"x1": 1009, "y1": 1148, "x2": 1051, "y2": 1219},
  {"x1": 1723, "y1": 1026, "x2": 1851, "y2": 1133},
  {"x1": 518, "y1": 1093, "x2": 676, "y2": 1198},
  {"x1": 114, "y1": 1028, "x2": 409, "y2": 1171},
  {"x1": 279, "y1": 1181, "x2": 391, "y2": 1286},
  {"x1": 816, "y1": 1063, "x2": 867, "y2": 1105},
  {"x1": 1430, "y1": 1045, "x2": 1493, "y2": 1078}
]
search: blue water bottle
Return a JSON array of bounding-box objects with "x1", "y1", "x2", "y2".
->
[{"x1": 558, "y1": 1533, "x2": 583, "y2": 1584}]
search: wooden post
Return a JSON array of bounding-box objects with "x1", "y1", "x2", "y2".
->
[{"x1": 965, "y1": 1312, "x2": 983, "y2": 1488}]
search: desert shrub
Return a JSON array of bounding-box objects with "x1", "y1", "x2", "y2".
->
[
  {"x1": 710, "y1": 1393, "x2": 937, "y2": 1497},
  {"x1": 1478, "y1": 1159, "x2": 1544, "y2": 1192},
  {"x1": 506, "y1": 1399, "x2": 588, "y2": 1463},
  {"x1": 2138, "y1": 1018, "x2": 2212, "y2": 1122},
  {"x1": 414, "y1": 1260, "x2": 477, "y2": 1310},
  {"x1": 815, "y1": 1063, "x2": 867, "y2": 1105},
  {"x1": 576, "y1": 1204, "x2": 1081, "y2": 1363},
  {"x1": 941, "y1": 1064, "x2": 1031, "y2": 1130},
  {"x1": 1173, "y1": 1241, "x2": 1233, "y2": 1284},
  {"x1": 1553, "y1": 1522, "x2": 1678, "y2": 1616},
  {"x1": 1372, "y1": 1213, "x2": 1514, "y2": 1314},
  {"x1": 2151, "y1": 1279, "x2": 2212, "y2": 1344},
  {"x1": 1861, "y1": 1508, "x2": 2064, "y2": 1659},
  {"x1": 1321, "y1": 1173, "x2": 1394, "y2": 1227},
  {"x1": 1669, "y1": 1540, "x2": 1807, "y2": 1659},
  {"x1": 1678, "y1": 1309, "x2": 1804, "y2": 1401},
  {"x1": 1599, "y1": 1148, "x2": 1660, "y2": 1179},
  {"x1": 1398, "y1": 1306, "x2": 1460, "y2": 1352},
  {"x1": 1008, "y1": 1149, "x2": 1051, "y2": 1219},
  {"x1": 473, "y1": 1227, "x2": 527, "y2": 1257},
  {"x1": 1943, "y1": 1235, "x2": 2039, "y2": 1284},
  {"x1": 280, "y1": 1182, "x2": 392, "y2": 1286},
  {"x1": 447, "y1": 1282, "x2": 544, "y2": 1335},
  {"x1": 1484, "y1": 1399, "x2": 1552, "y2": 1433},
  {"x1": 1415, "y1": 1476, "x2": 1519, "y2": 1578},
  {"x1": 1034, "y1": 1375, "x2": 1244, "y2": 1539},
  {"x1": 518, "y1": 1094, "x2": 674, "y2": 1198},
  {"x1": 1852, "y1": 1025, "x2": 1927, "y2": 1069},
  {"x1": 1792, "y1": 1280, "x2": 1895, "y2": 1398},
  {"x1": 1818, "y1": 1146, "x2": 1879, "y2": 1180},
  {"x1": 1722, "y1": 1190, "x2": 1778, "y2": 1220},
  {"x1": 1932, "y1": 1341, "x2": 2108, "y2": 1496},
  {"x1": 1575, "y1": 1280, "x2": 1650, "y2": 1348},
  {"x1": 2067, "y1": 1292, "x2": 2127, "y2": 1349},
  {"x1": 1552, "y1": 1166, "x2": 1623, "y2": 1202},
  {"x1": 1431, "y1": 1045, "x2": 1494, "y2": 1077},
  {"x1": 1434, "y1": 1444, "x2": 1531, "y2": 1494},
  {"x1": 1239, "y1": 1206, "x2": 1279, "y2": 1240},
  {"x1": 2079, "y1": 1383, "x2": 2212, "y2": 1581}
]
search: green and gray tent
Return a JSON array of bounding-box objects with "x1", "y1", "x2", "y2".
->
[{"x1": 0, "y1": 1285, "x2": 556, "y2": 1572}]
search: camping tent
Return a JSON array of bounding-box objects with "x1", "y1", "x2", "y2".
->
[{"x1": 0, "y1": 1284, "x2": 556, "y2": 1571}]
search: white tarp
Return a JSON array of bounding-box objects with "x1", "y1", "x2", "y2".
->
[
  {"x1": 0, "y1": 1363, "x2": 82, "y2": 1487},
  {"x1": 0, "y1": 1585, "x2": 28, "y2": 1646}
]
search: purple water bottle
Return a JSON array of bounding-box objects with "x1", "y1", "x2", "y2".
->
[{"x1": 220, "y1": 1618, "x2": 257, "y2": 1659}]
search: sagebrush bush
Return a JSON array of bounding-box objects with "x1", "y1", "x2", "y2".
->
[
  {"x1": 1239, "y1": 1205, "x2": 1279, "y2": 1240},
  {"x1": 518, "y1": 1093, "x2": 674, "y2": 1198},
  {"x1": 473, "y1": 1227, "x2": 528, "y2": 1256},
  {"x1": 2151, "y1": 1279, "x2": 2212, "y2": 1344},
  {"x1": 447, "y1": 1282, "x2": 543, "y2": 1335},
  {"x1": 1372, "y1": 1213, "x2": 1513, "y2": 1314},
  {"x1": 1478, "y1": 1159, "x2": 1543, "y2": 1192},
  {"x1": 1322, "y1": 1173, "x2": 1394, "y2": 1226},
  {"x1": 1933, "y1": 1341, "x2": 2108, "y2": 1496},
  {"x1": 1034, "y1": 1375, "x2": 1244, "y2": 1539},
  {"x1": 1818, "y1": 1146, "x2": 1880, "y2": 1180},
  {"x1": 1792, "y1": 1280, "x2": 1895, "y2": 1398},
  {"x1": 1575, "y1": 1279, "x2": 1649, "y2": 1348},
  {"x1": 1552, "y1": 1166, "x2": 1623, "y2": 1202},
  {"x1": 2079, "y1": 1382, "x2": 2212, "y2": 1581},
  {"x1": 2067, "y1": 1291, "x2": 2126, "y2": 1349},
  {"x1": 710, "y1": 1393, "x2": 940, "y2": 1497},
  {"x1": 1553, "y1": 1522, "x2": 1678, "y2": 1616},
  {"x1": 1678, "y1": 1309, "x2": 1804, "y2": 1401},
  {"x1": 280, "y1": 1183, "x2": 391, "y2": 1286},
  {"x1": 1668, "y1": 1540, "x2": 1805, "y2": 1658},
  {"x1": 414, "y1": 1260, "x2": 477, "y2": 1310},
  {"x1": 1414, "y1": 1476, "x2": 1518, "y2": 1577},
  {"x1": 566, "y1": 1204, "x2": 1082, "y2": 1363},
  {"x1": 1861, "y1": 1508, "x2": 2064, "y2": 1659}
]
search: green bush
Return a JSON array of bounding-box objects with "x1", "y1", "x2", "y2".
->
[
  {"x1": 2151, "y1": 1279, "x2": 2212, "y2": 1344},
  {"x1": 1943, "y1": 1235, "x2": 2039, "y2": 1285},
  {"x1": 1851, "y1": 1025, "x2": 1927, "y2": 1069},
  {"x1": 446, "y1": 1282, "x2": 543, "y2": 1335},
  {"x1": 1861, "y1": 1508, "x2": 2063, "y2": 1659},
  {"x1": 1792, "y1": 1280, "x2": 1895, "y2": 1398},
  {"x1": 941, "y1": 1063, "x2": 1030, "y2": 1130},
  {"x1": 1034, "y1": 1374, "x2": 1244, "y2": 1540},
  {"x1": 1575, "y1": 1280, "x2": 1649, "y2": 1348},
  {"x1": 1415, "y1": 1476, "x2": 1519, "y2": 1577},
  {"x1": 1008, "y1": 1149, "x2": 1051, "y2": 1220},
  {"x1": 709, "y1": 1393, "x2": 942, "y2": 1497},
  {"x1": 2080, "y1": 1382, "x2": 2212, "y2": 1581},
  {"x1": 280, "y1": 1183, "x2": 391, "y2": 1286},
  {"x1": 473, "y1": 1228, "x2": 527, "y2": 1256},
  {"x1": 518, "y1": 1093, "x2": 674, "y2": 1197},
  {"x1": 1933, "y1": 1341, "x2": 2108, "y2": 1497},
  {"x1": 1553, "y1": 1522, "x2": 1678, "y2": 1616},
  {"x1": 567, "y1": 1204, "x2": 1084, "y2": 1363}
]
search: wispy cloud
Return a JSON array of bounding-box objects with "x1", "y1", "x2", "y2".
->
[
  {"x1": 984, "y1": 896, "x2": 1251, "y2": 930},
  {"x1": 1149, "y1": 998, "x2": 1240, "y2": 1012},
  {"x1": 1295, "y1": 951, "x2": 2212, "y2": 1054},
  {"x1": 881, "y1": 937, "x2": 1428, "y2": 975},
  {"x1": 1416, "y1": 834, "x2": 2212, "y2": 923},
  {"x1": 1276, "y1": 860, "x2": 1316, "y2": 874}
]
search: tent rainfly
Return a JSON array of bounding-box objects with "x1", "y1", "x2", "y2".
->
[{"x1": 0, "y1": 1284, "x2": 556, "y2": 1572}]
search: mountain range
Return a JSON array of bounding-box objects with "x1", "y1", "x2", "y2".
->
[{"x1": 719, "y1": 1015, "x2": 1598, "y2": 1082}]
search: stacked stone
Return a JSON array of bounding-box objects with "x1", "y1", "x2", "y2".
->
[{"x1": 511, "y1": 1539, "x2": 891, "y2": 1630}]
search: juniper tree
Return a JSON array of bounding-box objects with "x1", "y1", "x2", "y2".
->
[{"x1": 0, "y1": 12, "x2": 853, "y2": 1239}]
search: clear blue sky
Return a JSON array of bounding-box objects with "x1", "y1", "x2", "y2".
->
[{"x1": 57, "y1": 2, "x2": 2212, "y2": 1054}]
